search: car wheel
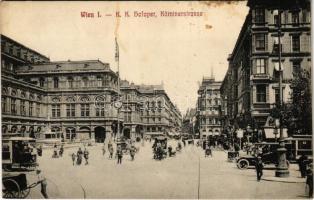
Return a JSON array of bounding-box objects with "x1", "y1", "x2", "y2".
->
[{"x1": 237, "y1": 159, "x2": 249, "y2": 170}]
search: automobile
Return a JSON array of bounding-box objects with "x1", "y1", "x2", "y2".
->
[{"x1": 236, "y1": 142, "x2": 291, "y2": 170}]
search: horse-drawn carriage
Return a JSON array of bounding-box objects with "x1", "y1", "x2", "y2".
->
[
  {"x1": 2, "y1": 173, "x2": 38, "y2": 198},
  {"x1": 2, "y1": 137, "x2": 37, "y2": 171},
  {"x1": 152, "y1": 136, "x2": 168, "y2": 160}
]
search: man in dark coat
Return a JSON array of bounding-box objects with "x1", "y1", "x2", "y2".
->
[
  {"x1": 306, "y1": 163, "x2": 313, "y2": 198},
  {"x1": 298, "y1": 154, "x2": 308, "y2": 178},
  {"x1": 255, "y1": 156, "x2": 264, "y2": 181}
]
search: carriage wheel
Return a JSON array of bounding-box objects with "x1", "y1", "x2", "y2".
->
[
  {"x1": 19, "y1": 188, "x2": 30, "y2": 199},
  {"x1": 3, "y1": 179, "x2": 20, "y2": 199}
]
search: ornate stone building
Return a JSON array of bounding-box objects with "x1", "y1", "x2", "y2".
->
[
  {"x1": 15, "y1": 60, "x2": 120, "y2": 142},
  {"x1": 1, "y1": 34, "x2": 182, "y2": 141},
  {"x1": 1, "y1": 35, "x2": 50, "y2": 137},
  {"x1": 196, "y1": 76, "x2": 222, "y2": 139}
]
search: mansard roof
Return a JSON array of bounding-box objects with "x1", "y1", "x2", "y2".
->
[{"x1": 16, "y1": 60, "x2": 114, "y2": 74}]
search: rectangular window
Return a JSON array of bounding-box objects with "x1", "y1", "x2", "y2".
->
[
  {"x1": 17, "y1": 49, "x2": 21, "y2": 58},
  {"x1": 39, "y1": 78, "x2": 45, "y2": 87},
  {"x1": 274, "y1": 14, "x2": 279, "y2": 26},
  {"x1": 81, "y1": 104, "x2": 90, "y2": 117},
  {"x1": 256, "y1": 34, "x2": 265, "y2": 50},
  {"x1": 20, "y1": 100, "x2": 26, "y2": 116},
  {"x1": 273, "y1": 37, "x2": 282, "y2": 54},
  {"x1": 292, "y1": 11, "x2": 299, "y2": 25},
  {"x1": 29, "y1": 102, "x2": 33, "y2": 116},
  {"x1": 66, "y1": 104, "x2": 75, "y2": 117},
  {"x1": 275, "y1": 89, "x2": 280, "y2": 104},
  {"x1": 2, "y1": 97, "x2": 6, "y2": 113},
  {"x1": 11, "y1": 98, "x2": 17, "y2": 115},
  {"x1": 52, "y1": 104, "x2": 60, "y2": 118},
  {"x1": 292, "y1": 61, "x2": 301, "y2": 76},
  {"x1": 255, "y1": 9, "x2": 265, "y2": 23},
  {"x1": 53, "y1": 78, "x2": 59, "y2": 88},
  {"x1": 274, "y1": 62, "x2": 280, "y2": 80},
  {"x1": 97, "y1": 77, "x2": 103, "y2": 87},
  {"x1": 36, "y1": 103, "x2": 40, "y2": 116},
  {"x1": 302, "y1": 11, "x2": 307, "y2": 23},
  {"x1": 256, "y1": 85, "x2": 266, "y2": 102},
  {"x1": 96, "y1": 103, "x2": 105, "y2": 117},
  {"x1": 292, "y1": 35, "x2": 300, "y2": 52},
  {"x1": 256, "y1": 59, "x2": 266, "y2": 74}
]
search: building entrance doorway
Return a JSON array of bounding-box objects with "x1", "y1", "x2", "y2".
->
[
  {"x1": 123, "y1": 128, "x2": 131, "y2": 139},
  {"x1": 95, "y1": 126, "x2": 106, "y2": 143}
]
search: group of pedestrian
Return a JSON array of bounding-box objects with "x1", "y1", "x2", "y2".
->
[
  {"x1": 52, "y1": 144, "x2": 64, "y2": 158},
  {"x1": 71, "y1": 147, "x2": 89, "y2": 166}
]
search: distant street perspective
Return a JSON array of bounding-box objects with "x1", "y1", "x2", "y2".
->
[{"x1": 1, "y1": 0, "x2": 313, "y2": 199}]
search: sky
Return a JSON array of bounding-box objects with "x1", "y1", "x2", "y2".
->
[{"x1": 0, "y1": 1, "x2": 249, "y2": 115}]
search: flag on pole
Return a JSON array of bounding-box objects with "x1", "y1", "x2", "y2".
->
[{"x1": 115, "y1": 37, "x2": 119, "y2": 62}]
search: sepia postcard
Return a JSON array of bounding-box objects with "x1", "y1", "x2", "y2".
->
[{"x1": 0, "y1": 0, "x2": 313, "y2": 199}]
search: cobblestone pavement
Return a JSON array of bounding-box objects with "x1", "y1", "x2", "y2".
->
[{"x1": 26, "y1": 140, "x2": 309, "y2": 199}]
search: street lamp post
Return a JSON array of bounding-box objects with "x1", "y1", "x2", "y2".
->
[{"x1": 275, "y1": 9, "x2": 289, "y2": 177}]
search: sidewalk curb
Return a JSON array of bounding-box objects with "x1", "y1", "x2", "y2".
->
[{"x1": 262, "y1": 176, "x2": 305, "y2": 183}]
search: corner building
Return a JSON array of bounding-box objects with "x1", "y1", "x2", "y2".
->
[{"x1": 221, "y1": 0, "x2": 311, "y2": 130}]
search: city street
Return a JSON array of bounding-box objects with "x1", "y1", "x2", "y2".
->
[{"x1": 26, "y1": 140, "x2": 308, "y2": 199}]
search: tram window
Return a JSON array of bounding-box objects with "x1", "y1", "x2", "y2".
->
[{"x1": 298, "y1": 140, "x2": 311, "y2": 149}]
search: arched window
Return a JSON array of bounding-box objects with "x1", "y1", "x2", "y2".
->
[{"x1": 53, "y1": 77, "x2": 59, "y2": 88}]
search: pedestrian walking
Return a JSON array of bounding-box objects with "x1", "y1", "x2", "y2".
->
[
  {"x1": 36, "y1": 168, "x2": 48, "y2": 199},
  {"x1": 117, "y1": 146, "x2": 123, "y2": 164},
  {"x1": 298, "y1": 154, "x2": 308, "y2": 178},
  {"x1": 109, "y1": 145, "x2": 114, "y2": 159},
  {"x1": 130, "y1": 146, "x2": 136, "y2": 161},
  {"x1": 59, "y1": 145, "x2": 64, "y2": 157},
  {"x1": 168, "y1": 146, "x2": 173, "y2": 157},
  {"x1": 71, "y1": 153, "x2": 76, "y2": 165},
  {"x1": 306, "y1": 163, "x2": 313, "y2": 198},
  {"x1": 102, "y1": 144, "x2": 106, "y2": 156},
  {"x1": 76, "y1": 148, "x2": 83, "y2": 165},
  {"x1": 53, "y1": 144, "x2": 58, "y2": 158},
  {"x1": 37, "y1": 145, "x2": 43, "y2": 157},
  {"x1": 83, "y1": 148, "x2": 89, "y2": 165},
  {"x1": 255, "y1": 156, "x2": 264, "y2": 181}
]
